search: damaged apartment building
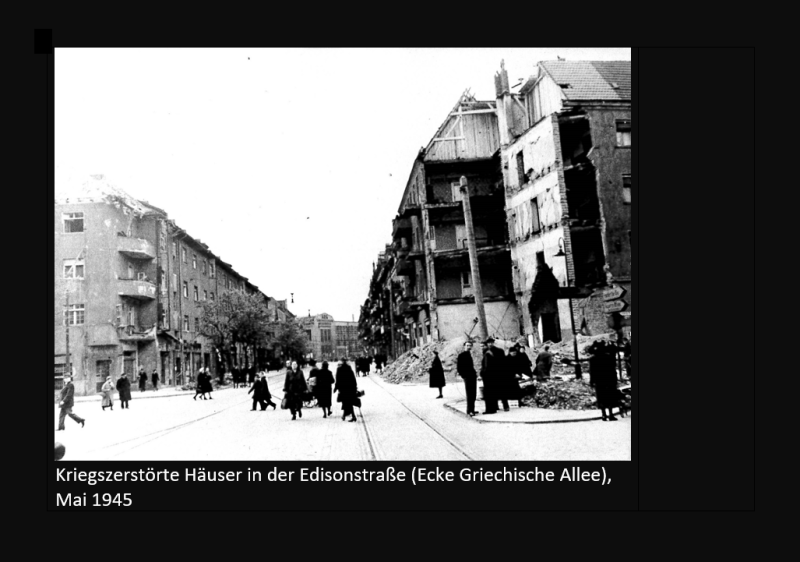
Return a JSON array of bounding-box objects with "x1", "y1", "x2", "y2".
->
[
  {"x1": 495, "y1": 60, "x2": 631, "y2": 344},
  {"x1": 386, "y1": 93, "x2": 520, "y2": 346},
  {"x1": 54, "y1": 175, "x2": 289, "y2": 396}
]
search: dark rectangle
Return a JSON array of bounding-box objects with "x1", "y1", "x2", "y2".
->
[{"x1": 35, "y1": 29, "x2": 53, "y2": 55}]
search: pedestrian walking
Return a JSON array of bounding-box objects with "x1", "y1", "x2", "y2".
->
[
  {"x1": 100, "y1": 376, "x2": 115, "y2": 411},
  {"x1": 503, "y1": 346, "x2": 526, "y2": 408},
  {"x1": 429, "y1": 350, "x2": 445, "y2": 399},
  {"x1": 248, "y1": 376, "x2": 266, "y2": 411},
  {"x1": 57, "y1": 374, "x2": 85, "y2": 430},
  {"x1": 193, "y1": 368, "x2": 205, "y2": 400},
  {"x1": 116, "y1": 372, "x2": 131, "y2": 409},
  {"x1": 151, "y1": 369, "x2": 159, "y2": 391},
  {"x1": 260, "y1": 374, "x2": 277, "y2": 410},
  {"x1": 283, "y1": 361, "x2": 309, "y2": 420},
  {"x1": 535, "y1": 345, "x2": 554, "y2": 381},
  {"x1": 138, "y1": 367, "x2": 147, "y2": 392},
  {"x1": 588, "y1": 340, "x2": 620, "y2": 421},
  {"x1": 201, "y1": 367, "x2": 214, "y2": 399},
  {"x1": 457, "y1": 340, "x2": 478, "y2": 416},
  {"x1": 314, "y1": 361, "x2": 335, "y2": 417},
  {"x1": 479, "y1": 337, "x2": 506, "y2": 414},
  {"x1": 334, "y1": 357, "x2": 359, "y2": 422}
]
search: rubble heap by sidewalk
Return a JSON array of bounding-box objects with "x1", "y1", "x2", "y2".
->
[{"x1": 381, "y1": 336, "x2": 520, "y2": 384}]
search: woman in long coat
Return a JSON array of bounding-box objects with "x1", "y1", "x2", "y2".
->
[
  {"x1": 588, "y1": 341, "x2": 619, "y2": 421},
  {"x1": 429, "y1": 351, "x2": 445, "y2": 399},
  {"x1": 503, "y1": 346, "x2": 527, "y2": 408},
  {"x1": 334, "y1": 358, "x2": 359, "y2": 422},
  {"x1": 260, "y1": 374, "x2": 276, "y2": 410},
  {"x1": 101, "y1": 376, "x2": 114, "y2": 411},
  {"x1": 283, "y1": 361, "x2": 309, "y2": 420},
  {"x1": 116, "y1": 373, "x2": 131, "y2": 409},
  {"x1": 201, "y1": 367, "x2": 214, "y2": 399},
  {"x1": 315, "y1": 361, "x2": 335, "y2": 418}
]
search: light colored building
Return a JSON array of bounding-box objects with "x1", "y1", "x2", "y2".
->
[{"x1": 301, "y1": 313, "x2": 360, "y2": 361}]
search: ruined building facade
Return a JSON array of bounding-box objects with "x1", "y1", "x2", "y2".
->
[{"x1": 496, "y1": 60, "x2": 631, "y2": 344}]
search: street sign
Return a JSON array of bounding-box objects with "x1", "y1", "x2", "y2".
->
[
  {"x1": 604, "y1": 299, "x2": 628, "y2": 313},
  {"x1": 603, "y1": 286, "x2": 627, "y2": 301}
]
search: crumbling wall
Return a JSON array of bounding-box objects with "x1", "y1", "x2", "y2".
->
[{"x1": 437, "y1": 301, "x2": 519, "y2": 341}]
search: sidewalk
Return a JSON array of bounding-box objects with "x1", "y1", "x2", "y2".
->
[
  {"x1": 444, "y1": 398, "x2": 628, "y2": 424},
  {"x1": 71, "y1": 386, "x2": 195, "y2": 403}
]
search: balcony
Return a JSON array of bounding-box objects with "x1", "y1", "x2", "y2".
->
[
  {"x1": 117, "y1": 236, "x2": 156, "y2": 260},
  {"x1": 118, "y1": 278, "x2": 157, "y2": 300},
  {"x1": 392, "y1": 217, "x2": 412, "y2": 237}
]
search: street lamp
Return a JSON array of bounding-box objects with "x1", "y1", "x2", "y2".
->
[{"x1": 554, "y1": 237, "x2": 582, "y2": 379}]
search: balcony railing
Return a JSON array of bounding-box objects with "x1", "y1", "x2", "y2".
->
[
  {"x1": 117, "y1": 236, "x2": 156, "y2": 260},
  {"x1": 118, "y1": 278, "x2": 157, "y2": 300}
]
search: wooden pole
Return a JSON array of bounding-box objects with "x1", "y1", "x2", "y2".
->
[{"x1": 459, "y1": 176, "x2": 488, "y2": 341}]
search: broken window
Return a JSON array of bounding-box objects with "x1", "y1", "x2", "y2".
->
[
  {"x1": 461, "y1": 271, "x2": 472, "y2": 289},
  {"x1": 172, "y1": 273, "x2": 178, "y2": 296},
  {"x1": 183, "y1": 281, "x2": 188, "y2": 298},
  {"x1": 616, "y1": 120, "x2": 631, "y2": 147},
  {"x1": 622, "y1": 174, "x2": 632, "y2": 204},
  {"x1": 63, "y1": 259, "x2": 84, "y2": 279},
  {"x1": 172, "y1": 241, "x2": 177, "y2": 259},
  {"x1": 195, "y1": 317, "x2": 200, "y2": 333},
  {"x1": 451, "y1": 181, "x2": 463, "y2": 202},
  {"x1": 202, "y1": 260, "x2": 207, "y2": 275},
  {"x1": 193, "y1": 285, "x2": 198, "y2": 301},
  {"x1": 181, "y1": 246, "x2": 187, "y2": 263},
  {"x1": 210, "y1": 292, "x2": 215, "y2": 302},
  {"x1": 64, "y1": 303, "x2": 85, "y2": 326},
  {"x1": 516, "y1": 151, "x2": 526, "y2": 187},
  {"x1": 63, "y1": 212, "x2": 84, "y2": 233},
  {"x1": 531, "y1": 197, "x2": 541, "y2": 233},
  {"x1": 192, "y1": 253, "x2": 197, "y2": 269},
  {"x1": 183, "y1": 315, "x2": 189, "y2": 331},
  {"x1": 203, "y1": 290, "x2": 207, "y2": 301}
]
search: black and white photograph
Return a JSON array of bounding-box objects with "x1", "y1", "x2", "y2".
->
[{"x1": 53, "y1": 47, "x2": 632, "y2": 462}]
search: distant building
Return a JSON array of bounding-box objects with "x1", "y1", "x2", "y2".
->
[
  {"x1": 301, "y1": 313, "x2": 359, "y2": 361},
  {"x1": 54, "y1": 175, "x2": 289, "y2": 395},
  {"x1": 495, "y1": 60, "x2": 631, "y2": 343}
]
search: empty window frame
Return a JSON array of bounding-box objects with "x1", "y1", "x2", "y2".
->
[
  {"x1": 202, "y1": 260, "x2": 207, "y2": 275},
  {"x1": 183, "y1": 281, "x2": 188, "y2": 298},
  {"x1": 183, "y1": 315, "x2": 190, "y2": 331},
  {"x1": 63, "y1": 259, "x2": 85, "y2": 279},
  {"x1": 192, "y1": 253, "x2": 197, "y2": 269},
  {"x1": 193, "y1": 285, "x2": 199, "y2": 301},
  {"x1": 531, "y1": 197, "x2": 541, "y2": 233},
  {"x1": 209, "y1": 262, "x2": 215, "y2": 278},
  {"x1": 616, "y1": 120, "x2": 631, "y2": 147},
  {"x1": 203, "y1": 290, "x2": 208, "y2": 301},
  {"x1": 195, "y1": 317, "x2": 200, "y2": 333},
  {"x1": 172, "y1": 241, "x2": 177, "y2": 259},
  {"x1": 62, "y1": 212, "x2": 84, "y2": 233},
  {"x1": 172, "y1": 273, "x2": 178, "y2": 296},
  {"x1": 181, "y1": 246, "x2": 187, "y2": 263},
  {"x1": 516, "y1": 151, "x2": 526, "y2": 187},
  {"x1": 64, "y1": 303, "x2": 85, "y2": 326},
  {"x1": 461, "y1": 271, "x2": 472, "y2": 288},
  {"x1": 210, "y1": 292, "x2": 215, "y2": 302},
  {"x1": 622, "y1": 174, "x2": 632, "y2": 204}
]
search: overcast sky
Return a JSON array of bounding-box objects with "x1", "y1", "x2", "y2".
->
[{"x1": 55, "y1": 47, "x2": 630, "y2": 321}]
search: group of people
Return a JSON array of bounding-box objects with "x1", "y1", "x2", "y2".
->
[
  {"x1": 192, "y1": 367, "x2": 214, "y2": 400},
  {"x1": 450, "y1": 338, "x2": 560, "y2": 417},
  {"x1": 279, "y1": 359, "x2": 361, "y2": 422},
  {"x1": 137, "y1": 367, "x2": 160, "y2": 392},
  {"x1": 231, "y1": 365, "x2": 258, "y2": 388}
]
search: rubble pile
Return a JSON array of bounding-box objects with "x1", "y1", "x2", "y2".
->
[
  {"x1": 382, "y1": 336, "x2": 520, "y2": 384},
  {"x1": 520, "y1": 378, "x2": 598, "y2": 410},
  {"x1": 539, "y1": 333, "x2": 618, "y2": 378}
]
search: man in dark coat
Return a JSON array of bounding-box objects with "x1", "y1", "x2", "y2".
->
[
  {"x1": 334, "y1": 358, "x2": 359, "y2": 422},
  {"x1": 283, "y1": 361, "x2": 309, "y2": 420},
  {"x1": 151, "y1": 369, "x2": 159, "y2": 391},
  {"x1": 588, "y1": 341, "x2": 619, "y2": 421},
  {"x1": 429, "y1": 350, "x2": 445, "y2": 399},
  {"x1": 248, "y1": 376, "x2": 265, "y2": 411},
  {"x1": 260, "y1": 374, "x2": 277, "y2": 410},
  {"x1": 480, "y1": 338, "x2": 506, "y2": 414},
  {"x1": 57, "y1": 374, "x2": 85, "y2": 430},
  {"x1": 535, "y1": 345, "x2": 554, "y2": 381},
  {"x1": 138, "y1": 368, "x2": 147, "y2": 391},
  {"x1": 457, "y1": 341, "x2": 478, "y2": 416},
  {"x1": 116, "y1": 373, "x2": 132, "y2": 409}
]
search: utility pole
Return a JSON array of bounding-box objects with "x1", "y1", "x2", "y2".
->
[
  {"x1": 459, "y1": 176, "x2": 488, "y2": 341},
  {"x1": 64, "y1": 289, "x2": 71, "y2": 378}
]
